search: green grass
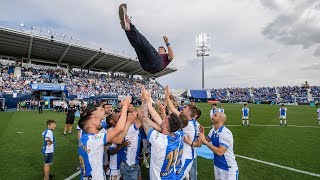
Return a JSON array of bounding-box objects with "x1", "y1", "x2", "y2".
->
[{"x1": 0, "y1": 103, "x2": 320, "y2": 180}]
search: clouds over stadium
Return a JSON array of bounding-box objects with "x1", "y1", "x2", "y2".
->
[{"x1": 1, "y1": 0, "x2": 320, "y2": 89}]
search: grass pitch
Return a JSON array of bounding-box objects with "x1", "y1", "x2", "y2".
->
[{"x1": 0, "y1": 103, "x2": 319, "y2": 180}]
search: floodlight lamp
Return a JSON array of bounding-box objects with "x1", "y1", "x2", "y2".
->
[
  {"x1": 20, "y1": 23, "x2": 24, "y2": 27},
  {"x1": 31, "y1": 26, "x2": 34, "y2": 30}
]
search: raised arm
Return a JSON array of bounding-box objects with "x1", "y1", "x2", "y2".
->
[
  {"x1": 165, "y1": 86, "x2": 180, "y2": 116},
  {"x1": 140, "y1": 86, "x2": 163, "y2": 126},
  {"x1": 106, "y1": 96, "x2": 131, "y2": 143},
  {"x1": 163, "y1": 36, "x2": 174, "y2": 60},
  {"x1": 138, "y1": 101, "x2": 162, "y2": 135},
  {"x1": 110, "y1": 112, "x2": 137, "y2": 144}
]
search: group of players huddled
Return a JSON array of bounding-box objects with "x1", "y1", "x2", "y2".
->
[{"x1": 42, "y1": 85, "x2": 240, "y2": 180}]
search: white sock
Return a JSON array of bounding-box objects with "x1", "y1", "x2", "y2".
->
[
  {"x1": 319, "y1": 121, "x2": 320, "y2": 126},
  {"x1": 242, "y1": 120, "x2": 245, "y2": 125},
  {"x1": 247, "y1": 120, "x2": 249, "y2": 125},
  {"x1": 284, "y1": 120, "x2": 286, "y2": 125},
  {"x1": 280, "y1": 120, "x2": 282, "y2": 124}
]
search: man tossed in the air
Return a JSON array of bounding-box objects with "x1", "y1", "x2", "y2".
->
[{"x1": 119, "y1": 4, "x2": 174, "y2": 74}]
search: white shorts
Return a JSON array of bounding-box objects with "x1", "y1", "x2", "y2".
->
[
  {"x1": 181, "y1": 157, "x2": 194, "y2": 179},
  {"x1": 107, "y1": 169, "x2": 121, "y2": 180},
  {"x1": 214, "y1": 166, "x2": 238, "y2": 180},
  {"x1": 242, "y1": 116, "x2": 249, "y2": 120},
  {"x1": 279, "y1": 116, "x2": 286, "y2": 120}
]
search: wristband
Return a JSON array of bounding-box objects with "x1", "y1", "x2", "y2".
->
[{"x1": 166, "y1": 43, "x2": 170, "y2": 46}]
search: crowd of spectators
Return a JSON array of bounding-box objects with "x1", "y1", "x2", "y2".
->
[
  {"x1": 228, "y1": 87, "x2": 251, "y2": 102},
  {"x1": 277, "y1": 86, "x2": 308, "y2": 103},
  {"x1": 0, "y1": 62, "x2": 163, "y2": 99},
  {"x1": 211, "y1": 86, "x2": 309, "y2": 103},
  {"x1": 1, "y1": 62, "x2": 318, "y2": 104},
  {"x1": 252, "y1": 87, "x2": 277, "y2": 102}
]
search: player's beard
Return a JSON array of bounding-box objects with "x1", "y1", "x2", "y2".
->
[{"x1": 95, "y1": 123, "x2": 103, "y2": 131}]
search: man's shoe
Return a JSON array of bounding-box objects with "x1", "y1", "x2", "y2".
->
[{"x1": 119, "y1": 4, "x2": 130, "y2": 31}]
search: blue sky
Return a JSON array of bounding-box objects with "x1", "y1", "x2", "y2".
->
[{"x1": 1, "y1": 0, "x2": 320, "y2": 89}]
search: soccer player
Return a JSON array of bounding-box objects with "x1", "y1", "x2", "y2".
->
[
  {"x1": 241, "y1": 104, "x2": 250, "y2": 126},
  {"x1": 199, "y1": 112, "x2": 239, "y2": 180},
  {"x1": 210, "y1": 104, "x2": 220, "y2": 119},
  {"x1": 119, "y1": 109, "x2": 143, "y2": 180},
  {"x1": 78, "y1": 96, "x2": 134, "y2": 179},
  {"x1": 42, "y1": 120, "x2": 56, "y2": 180},
  {"x1": 63, "y1": 102, "x2": 76, "y2": 135},
  {"x1": 138, "y1": 87, "x2": 182, "y2": 180},
  {"x1": 219, "y1": 105, "x2": 225, "y2": 113},
  {"x1": 279, "y1": 104, "x2": 287, "y2": 126},
  {"x1": 107, "y1": 140, "x2": 130, "y2": 180},
  {"x1": 118, "y1": 4, "x2": 174, "y2": 74},
  {"x1": 165, "y1": 86, "x2": 202, "y2": 179}
]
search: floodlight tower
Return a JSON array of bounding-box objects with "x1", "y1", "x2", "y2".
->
[{"x1": 196, "y1": 34, "x2": 210, "y2": 89}]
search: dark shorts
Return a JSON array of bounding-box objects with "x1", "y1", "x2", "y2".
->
[
  {"x1": 66, "y1": 117, "x2": 75, "y2": 124},
  {"x1": 44, "y1": 153, "x2": 54, "y2": 165}
]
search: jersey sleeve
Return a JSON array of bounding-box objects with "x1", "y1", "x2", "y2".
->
[
  {"x1": 147, "y1": 128, "x2": 166, "y2": 151},
  {"x1": 210, "y1": 110, "x2": 213, "y2": 116},
  {"x1": 219, "y1": 131, "x2": 233, "y2": 149}
]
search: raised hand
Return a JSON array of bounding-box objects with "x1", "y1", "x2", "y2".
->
[
  {"x1": 199, "y1": 133, "x2": 208, "y2": 144},
  {"x1": 122, "y1": 96, "x2": 132, "y2": 107},
  {"x1": 165, "y1": 85, "x2": 170, "y2": 99},
  {"x1": 163, "y1": 36, "x2": 169, "y2": 44},
  {"x1": 157, "y1": 100, "x2": 164, "y2": 111},
  {"x1": 141, "y1": 86, "x2": 151, "y2": 101}
]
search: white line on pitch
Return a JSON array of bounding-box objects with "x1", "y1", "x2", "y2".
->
[
  {"x1": 235, "y1": 154, "x2": 320, "y2": 178},
  {"x1": 65, "y1": 170, "x2": 80, "y2": 180}
]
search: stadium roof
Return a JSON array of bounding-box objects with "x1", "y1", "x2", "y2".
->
[{"x1": 0, "y1": 26, "x2": 177, "y2": 78}]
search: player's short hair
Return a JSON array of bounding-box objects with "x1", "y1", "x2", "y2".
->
[
  {"x1": 187, "y1": 104, "x2": 198, "y2": 118},
  {"x1": 158, "y1": 46, "x2": 167, "y2": 52},
  {"x1": 212, "y1": 103, "x2": 217, "y2": 106},
  {"x1": 195, "y1": 109, "x2": 202, "y2": 120},
  {"x1": 102, "y1": 103, "x2": 113, "y2": 107},
  {"x1": 46, "y1": 120, "x2": 56, "y2": 126},
  {"x1": 78, "y1": 106, "x2": 99, "y2": 130},
  {"x1": 168, "y1": 113, "x2": 181, "y2": 133}
]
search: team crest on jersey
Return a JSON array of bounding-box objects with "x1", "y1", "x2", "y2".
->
[
  {"x1": 93, "y1": 134, "x2": 101, "y2": 140},
  {"x1": 155, "y1": 132, "x2": 160, "y2": 139}
]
